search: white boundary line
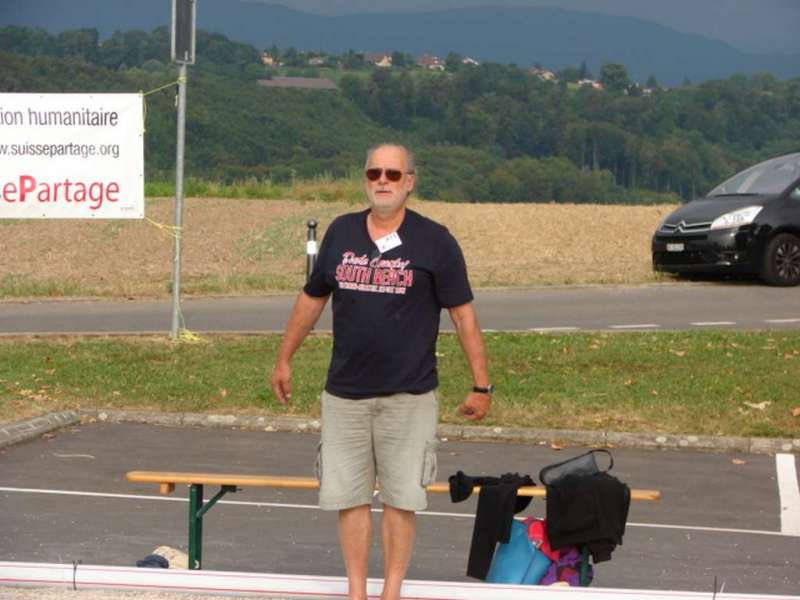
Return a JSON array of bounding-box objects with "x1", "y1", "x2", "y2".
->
[
  {"x1": 5, "y1": 561, "x2": 799, "y2": 600},
  {"x1": 690, "y1": 321, "x2": 736, "y2": 326},
  {"x1": 609, "y1": 324, "x2": 660, "y2": 329},
  {"x1": 764, "y1": 318, "x2": 800, "y2": 324},
  {"x1": 776, "y1": 453, "x2": 800, "y2": 535},
  {"x1": 2, "y1": 486, "x2": 797, "y2": 538}
]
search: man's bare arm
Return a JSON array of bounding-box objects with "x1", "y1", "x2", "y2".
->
[
  {"x1": 271, "y1": 291, "x2": 329, "y2": 404},
  {"x1": 447, "y1": 302, "x2": 491, "y2": 421}
]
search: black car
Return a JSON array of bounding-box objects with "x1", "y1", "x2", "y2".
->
[{"x1": 652, "y1": 151, "x2": 800, "y2": 286}]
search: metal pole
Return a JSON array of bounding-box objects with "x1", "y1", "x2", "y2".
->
[
  {"x1": 305, "y1": 219, "x2": 318, "y2": 282},
  {"x1": 170, "y1": 63, "x2": 188, "y2": 339}
]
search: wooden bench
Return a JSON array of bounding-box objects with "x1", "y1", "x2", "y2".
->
[{"x1": 127, "y1": 469, "x2": 661, "y2": 577}]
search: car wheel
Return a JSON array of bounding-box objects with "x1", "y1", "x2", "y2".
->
[{"x1": 761, "y1": 233, "x2": 800, "y2": 286}]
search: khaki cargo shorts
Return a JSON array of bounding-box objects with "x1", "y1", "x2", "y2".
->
[{"x1": 316, "y1": 390, "x2": 439, "y2": 512}]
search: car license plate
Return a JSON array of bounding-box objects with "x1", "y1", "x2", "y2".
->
[{"x1": 666, "y1": 243, "x2": 684, "y2": 252}]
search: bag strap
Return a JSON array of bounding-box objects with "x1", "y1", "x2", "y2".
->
[
  {"x1": 538, "y1": 448, "x2": 615, "y2": 485},
  {"x1": 592, "y1": 448, "x2": 614, "y2": 472}
]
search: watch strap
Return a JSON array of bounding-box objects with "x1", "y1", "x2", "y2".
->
[{"x1": 472, "y1": 384, "x2": 495, "y2": 394}]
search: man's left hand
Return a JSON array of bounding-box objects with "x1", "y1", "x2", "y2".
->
[{"x1": 458, "y1": 392, "x2": 491, "y2": 421}]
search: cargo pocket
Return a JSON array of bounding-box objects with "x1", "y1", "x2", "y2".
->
[
  {"x1": 420, "y1": 439, "x2": 438, "y2": 486},
  {"x1": 314, "y1": 441, "x2": 323, "y2": 483}
]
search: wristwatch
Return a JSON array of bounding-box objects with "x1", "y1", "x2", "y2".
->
[{"x1": 472, "y1": 384, "x2": 495, "y2": 394}]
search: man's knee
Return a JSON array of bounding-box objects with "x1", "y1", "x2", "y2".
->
[
  {"x1": 339, "y1": 504, "x2": 372, "y2": 520},
  {"x1": 382, "y1": 504, "x2": 414, "y2": 516},
  {"x1": 338, "y1": 505, "x2": 373, "y2": 539},
  {"x1": 381, "y1": 504, "x2": 417, "y2": 529}
]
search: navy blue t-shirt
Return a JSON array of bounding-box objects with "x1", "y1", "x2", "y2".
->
[{"x1": 304, "y1": 208, "x2": 473, "y2": 399}]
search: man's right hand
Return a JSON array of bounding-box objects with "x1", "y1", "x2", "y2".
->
[
  {"x1": 271, "y1": 362, "x2": 292, "y2": 405},
  {"x1": 270, "y1": 291, "x2": 329, "y2": 406},
  {"x1": 458, "y1": 392, "x2": 491, "y2": 421}
]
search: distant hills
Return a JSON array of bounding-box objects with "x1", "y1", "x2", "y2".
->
[{"x1": 1, "y1": 0, "x2": 798, "y2": 84}]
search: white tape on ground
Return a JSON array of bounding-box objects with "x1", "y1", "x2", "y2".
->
[
  {"x1": 2, "y1": 561, "x2": 799, "y2": 600},
  {"x1": 776, "y1": 453, "x2": 800, "y2": 535},
  {"x1": 1, "y1": 486, "x2": 797, "y2": 538}
]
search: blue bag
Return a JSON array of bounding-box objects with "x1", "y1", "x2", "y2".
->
[{"x1": 486, "y1": 520, "x2": 552, "y2": 585}]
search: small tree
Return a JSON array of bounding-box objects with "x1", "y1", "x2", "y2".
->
[
  {"x1": 578, "y1": 59, "x2": 590, "y2": 80},
  {"x1": 342, "y1": 49, "x2": 365, "y2": 70},
  {"x1": 559, "y1": 65, "x2": 581, "y2": 83},
  {"x1": 282, "y1": 46, "x2": 305, "y2": 68},
  {"x1": 266, "y1": 44, "x2": 281, "y2": 61},
  {"x1": 599, "y1": 62, "x2": 630, "y2": 92},
  {"x1": 391, "y1": 50, "x2": 408, "y2": 68},
  {"x1": 445, "y1": 51, "x2": 463, "y2": 72}
]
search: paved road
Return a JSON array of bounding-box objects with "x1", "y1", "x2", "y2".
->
[
  {"x1": 1, "y1": 422, "x2": 798, "y2": 595},
  {"x1": 2, "y1": 283, "x2": 800, "y2": 334}
]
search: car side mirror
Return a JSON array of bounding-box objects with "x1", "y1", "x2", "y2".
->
[{"x1": 791, "y1": 187, "x2": 800, "y2": 201}]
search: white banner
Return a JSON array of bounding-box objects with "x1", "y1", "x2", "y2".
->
[{"x1": 0, "y1": 93, "x2": 144, "y2": 219}]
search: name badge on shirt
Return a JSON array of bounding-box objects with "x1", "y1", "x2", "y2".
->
[{"x1": 374, "y1": 231, "x2": 402, "y2": 253}]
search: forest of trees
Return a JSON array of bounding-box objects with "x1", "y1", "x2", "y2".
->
[{"x1": 2, "y1": 25, "x2": 799, "y2": 204}]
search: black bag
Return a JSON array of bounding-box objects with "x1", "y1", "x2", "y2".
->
[{"x1": 538, "y1": 449, "x2": 613, "y2": 486}]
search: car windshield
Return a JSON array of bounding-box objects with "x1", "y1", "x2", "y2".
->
[{"x1": 708, "y1": 152, "x2": 800, "y2": 197}]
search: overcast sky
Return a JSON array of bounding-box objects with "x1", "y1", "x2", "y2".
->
[{"x1": 265, "y1": 0, "x2": 800, "y2": 54}]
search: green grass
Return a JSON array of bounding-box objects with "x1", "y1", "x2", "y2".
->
[
  {"x1": 145, "y1": 175, "x2": 365, "y2": 203},
  {"x1": 2, "y1": 332, "x2": 798, "y2": 438},
  {"x1": 0, "y1": 274, "x2": 96, "y2": 298},
  {"x1": 177, "y1": 273, "x2": 302, "y2": 295},
  {"x1": 145, "y1": 178, "x2": 286, "y2": 199}
]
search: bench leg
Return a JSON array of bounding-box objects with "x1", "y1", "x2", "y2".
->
[
  {"x1": 187, "y1": 484, "x2": 237, "y2": 570},
  {"x1": 579, "y1": 544, "x2": 590, "y2": 586},
  {"x1": 188, "y1": 484, "x2": 204, "y2": 570}
]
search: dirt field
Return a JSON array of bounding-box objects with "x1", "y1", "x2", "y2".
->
[{"x1": 0, "y1": 197, "x2": 675, "y2": 298}]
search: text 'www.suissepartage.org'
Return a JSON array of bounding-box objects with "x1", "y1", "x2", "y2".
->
[{"x1": 0, "y1": 141, "x2": 121, "y2": 159}]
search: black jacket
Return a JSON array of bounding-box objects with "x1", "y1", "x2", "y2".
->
[
  {"x1": 545, "y1": 472, "x2": 630, "y2": 563},
  {"x1": 449, "y1": 471, "x2": 536, "y2": 579}
]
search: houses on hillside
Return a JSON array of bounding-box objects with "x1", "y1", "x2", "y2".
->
[
  {"x1": 416, "y1": 54, "x2": 481, "y2": 70},
  {"x1": 364, "y1": 53, "x2": 393, "y2": 68},
  {"x1": 529, "y1": 66, "x2": 557, "y2": 81},
  {"x1": 416, "y1": 54, "x2": 444, "y2": 71},
  {"x1": 578, "y1": 78, "x2": 604, "y2": 89},
  {"x1": 258, "y1": 48, "x2": 661, "y2": 96},
  {"x1": 261, "y1": 49, "x2": 483, "y2": 72}
]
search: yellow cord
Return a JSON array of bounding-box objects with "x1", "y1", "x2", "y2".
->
[
  {"x1": 139, "y1": 76, "x2": 197, "y2": 343},
  {"x1": 178, "y1": 329, "x2": 205, "y2": 343},
  {"x1": 177, "y1": 303, "x2": 206, "y2": 343},
  {"x1": 142, "y1": 77, "x2": 184, "y2": 97},
  {"x1": 144, "y1": 217, "x2": 181, "y2": 241},
  {"x1": 139, "y1": 77, "x2": 185, "y2": 133}
]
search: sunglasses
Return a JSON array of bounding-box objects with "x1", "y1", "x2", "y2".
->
[{"x1": 365, "y1": 168, "x2": 410, "y2": 182}]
